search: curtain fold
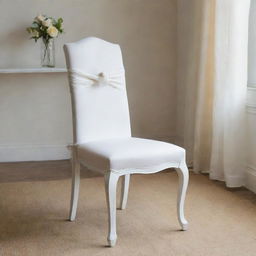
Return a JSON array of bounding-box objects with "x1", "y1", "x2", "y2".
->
[
  {"x1": 209, "y1": 0, "x2": 251, "y2": 187},
  {"x1": 178, "y1": 0, "x2": 251, "y2": 187},
  {"x1": 193, "y1": 0, "x2": 215, "y2": 173}
]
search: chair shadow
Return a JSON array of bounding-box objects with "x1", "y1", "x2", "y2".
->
[{"x1": 0, "y1": 160, "x2": 102, "y2": 183}]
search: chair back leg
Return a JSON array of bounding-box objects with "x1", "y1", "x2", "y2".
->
[
  {"x1": 105, "y1": 172, "x2": 120, "y2": 247},
  {"x1": 175, "y1": 160, "x2": 189, "y2": 230},
  {"x1": 69, "y1": 148, "x2": 81, "y2": 221},
  {"x1": 120, "y1": 174, "x2": 130, "y2": 210}
]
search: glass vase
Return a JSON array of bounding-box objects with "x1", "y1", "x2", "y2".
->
[{"x1": 41, "y1": 38, "x2": 55, "y2": 67}]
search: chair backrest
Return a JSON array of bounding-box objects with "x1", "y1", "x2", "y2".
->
[{"x1": 64, "y1": 37, "x2": 131, "y2": 144}]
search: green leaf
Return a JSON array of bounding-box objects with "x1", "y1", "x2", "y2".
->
[
  {"x1": 58, "y1": 17, "x2": 63, "y2": 24},
  {"x1": 31, "y1": 22, "x2": 39, "y2": 28}
]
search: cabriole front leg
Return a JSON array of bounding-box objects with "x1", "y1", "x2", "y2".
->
[
  {"x1": 175, "y1": 160, "x2": 189, "y2": 231},
  {"x1": 105, "y1": 171, "x2": 120, "y2": 247}
]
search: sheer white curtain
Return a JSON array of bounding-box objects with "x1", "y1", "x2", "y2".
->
[{"x1": 177, "y1": 0, "x2": 251, "y2": 187}]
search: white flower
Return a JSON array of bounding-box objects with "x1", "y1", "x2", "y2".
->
[
  {"x1": 47, "y1": 26, "x2": 58, "y2": 37},
  {"x1": 42, "y1": 18, "x2": 52, "y2": 27},
  {"x1": 36, "y1": 14, "x2": 45, "y2": 23}
]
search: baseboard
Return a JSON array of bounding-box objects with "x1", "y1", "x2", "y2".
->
[
  {"x1": 247, "y1": 87, "x2": 256, "y2": 114},
  {"x1": 245, "y1": 165, "x2": 256, "y2": 193},
  {"x1": 0, "y1": 144, "x2": 71, "y2": 162},
  {"x1": 0, "y1": 136, "x2": 178, "y2": 163}
]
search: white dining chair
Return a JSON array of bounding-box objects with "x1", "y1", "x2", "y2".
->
[{"x1": 63, "y1": 37, "x2": 189, "y2": 247}]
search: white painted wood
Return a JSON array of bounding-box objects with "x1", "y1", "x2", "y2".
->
[
  {"x1": 176, "y1": 160, "x2": 189, "y2": 231},
  {"x1": 69, "y1": 147, "x2": 80, "y2": 221},
  {"x1": 0, "y1": 68, "x2": 67, "y2": 73},
  {"x1": 248, "y1": 0, "x2": 256, "y2": 86},
  {"x1": 87, "y1": 162, "x2": 180, "y2": 176},
  {"x1": 120, "y1": 174, "x2": 130, "y2": 210},
  {"x1": 247, "y1": 87, "x2": 256, "y2": 114},
  {"x1": 245, "y1": 165, "x2": 256, "y2": 194},
  {"x1": 247, "y1": 91, "x2": 256, "y2": 193},
  {"x1": 104, "y1": 172, "x2": 120, "y2": 247}
]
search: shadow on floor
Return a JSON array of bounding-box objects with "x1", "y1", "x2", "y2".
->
[
  {"x1": 0, "y1": 160, "x2": 101, "y2": 183},
  {"x1": 200, "y1": 172, "x2": 256, "y2": 205},
  {"x1": 0, "y1": 161, "x2": 255, "y2": 206}
]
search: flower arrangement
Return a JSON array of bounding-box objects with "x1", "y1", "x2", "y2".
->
[
  {"x1": 27, "y1": 14, "x2": 63, "y2": 42},
  {"x1": 26, "y1": 15, "x2": 64, "y2": 67}
]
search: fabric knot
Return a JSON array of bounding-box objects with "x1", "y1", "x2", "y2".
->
[
  {"x1": 98, "y1": 72, "x2": 109, "y2": 84},
  {"x1": 68, "y1": 68, "x2": 125, "y2": 90}
]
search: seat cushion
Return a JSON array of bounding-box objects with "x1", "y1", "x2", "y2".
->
[{"x1": 77, "y1": 137, "x2": 185, "y2": 174}]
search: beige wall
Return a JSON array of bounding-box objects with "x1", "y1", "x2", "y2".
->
[
  {"x1": 176, "y1": 0, "x2": 200, "y2": 150},
  {"x1": 0, "y1": 0, "x2": 177, "y2": 161}
]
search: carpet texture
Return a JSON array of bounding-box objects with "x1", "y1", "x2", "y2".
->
[{"x1": 0, "y1": 161, "x2": 255, "y2": 256}]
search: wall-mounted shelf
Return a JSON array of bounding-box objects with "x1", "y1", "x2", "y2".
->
[{"x1": 0, "y1": 68, "x2": 67, "y2": 74}]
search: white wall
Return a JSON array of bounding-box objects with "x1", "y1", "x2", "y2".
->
[
  {"x1": 246, "y1": 0, "x2": 256, "y2": 193},
  {"x1": 0, "y1": 0, "x2": 178, "y2": 162},
  {"x1": 248, "y1": 0, "x2": 256, "y2": 87}
]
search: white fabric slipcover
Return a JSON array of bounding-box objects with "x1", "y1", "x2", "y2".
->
[
  {"x1": 78, "y1": 137, "x2": 185, "y2": 174},
  {"x1": 64, "y1": 37, "x2": 131, "y2": 144},
  {"x1": 64, "y1": 37, "x2": 186, "y2": 172},
  {"x1": 63, "y1": 37, "x2": 189, "y2": 247}
]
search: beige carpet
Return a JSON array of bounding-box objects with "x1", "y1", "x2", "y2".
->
[{"x1": 0, "y1": 161, "x2": 255, "y2": 256}]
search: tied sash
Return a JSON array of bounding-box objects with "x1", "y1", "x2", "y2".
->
[{"x1": 68, "y1": 69, "x2": 125, "y2": 89}]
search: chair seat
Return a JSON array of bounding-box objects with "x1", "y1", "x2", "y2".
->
[{"x1": 77, "y1": 137, "x2": 185, "y2": 174}]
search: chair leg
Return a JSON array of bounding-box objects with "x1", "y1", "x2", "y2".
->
[
  {"x1": 104, "y1": 172, "x2": 119, "y2": 247},
  {"x1": 69, "y1": 148, "x2": 80, "y2": 221},
  {"x1": 120, "y1": 174, "x2": 130, "y2": 210},
  {"x1": 175, "y1": 160, "x2": 189, "y2": 231}
]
